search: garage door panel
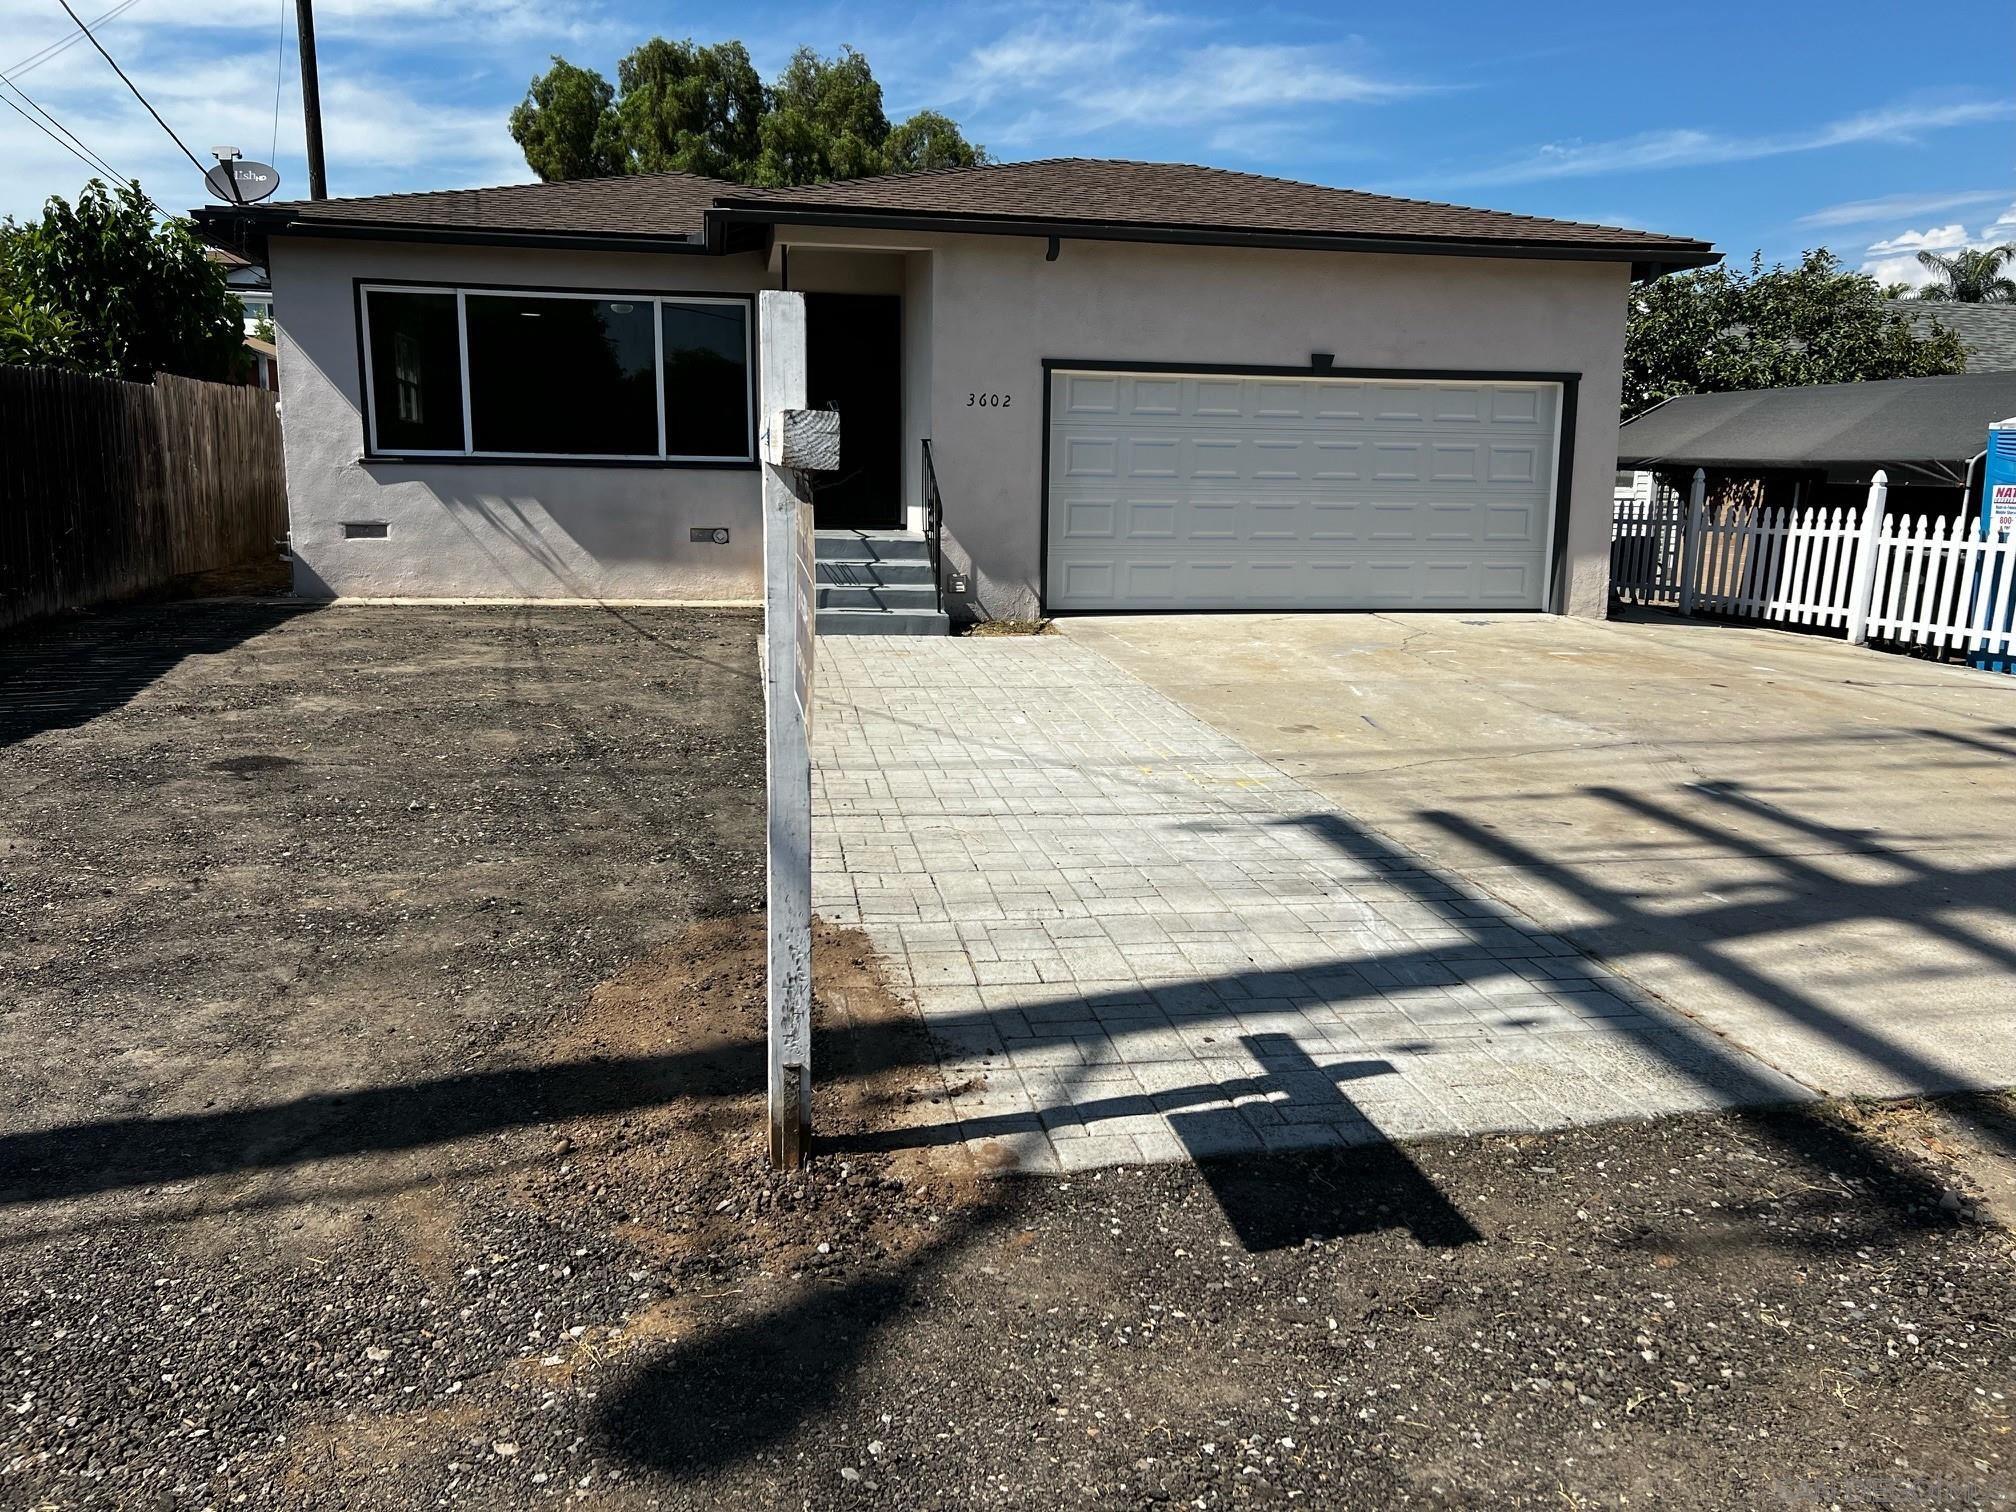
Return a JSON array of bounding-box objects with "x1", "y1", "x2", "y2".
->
[
  {"x1": 1126, "y1": 436, "x2": 1179, "y2": 478},
  {"x1": 1076, "y1": 377, "x2": 1553, "y2": 433},
  {"x1": 1372, "y1": 442, "x2": 1424, "y2": 482},
  {"x1": 1312, "y1": 440, "x2": 1364, "y2": 480},
  {"x1": 1048, "y1": 548, "x2": 1549, "y2": 611},
  {"x1": 1488, "y1": 443, "x2": 1544, "y2": 484},
  {"x1": 1058, "y1": 497, "x2": 1119, "y2": 541},
  {"x1": 1073, "y1": 486, "x2": 1549, "y2": 545},
  {"x1": 1059, "y1": 374, "x2": 1121, "y2": 416},
  {"x1": 1125, "y1": 499, "x2": 1177, "y2": 539},
  {"x1": 1061, "y1": 435, "x2": 1119, "y2": 478},
  {"x1": 1048, "y1": 370, "x2": 1558, "y2": 611},
  {"x1": 1433, "y1": 390, "x2": 1484, "y2": 423},
  {"x1": 1310, "y1": 502, "x2": 1360, "y2": 542},
  {"x1": 1194, "y1": 380, "x2": 1245, "y2": 417},
  {"x1": 1485, "y1": 502, "x2": 1542, "y2": 544},
  {"x1": 1430, "y1": 442, "x2": 1481, "y2": 482},
  {"x1": 1057, "y1": 558, "x2": 1118, "y2": 601}
]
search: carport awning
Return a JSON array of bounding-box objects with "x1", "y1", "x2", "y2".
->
[{"x1": 1618, "y1": 372, "x2": 2016, "y2": 484}]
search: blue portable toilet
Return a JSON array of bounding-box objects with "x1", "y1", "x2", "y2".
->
[{"x1": 1971, "y1": 417, "x2": 2016, "y2": 673}]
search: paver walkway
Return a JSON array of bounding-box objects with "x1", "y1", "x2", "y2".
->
[{"x1": 812, "y1": 637, "x2": 1805, "y2": 1172}]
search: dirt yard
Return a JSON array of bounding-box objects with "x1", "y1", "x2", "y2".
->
[{"x1": 2, "y1": 600, "x2": 2013, "y2": 1510}]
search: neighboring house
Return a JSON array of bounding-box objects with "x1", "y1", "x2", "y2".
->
[
  {"x1": 207, "y1": 245, "x2": 274, "y2": 334},
  {"x1": 193, "y1": 159, "x2": 1715, "y2": 628},
  {"x1": 1617, "y1": 371, "x2": 2016, "y2": 517},
  {"x1": 245, "y1": 335, "x2": 279, "y2": 392},
  {"x1": 1614, "y1": 468, "x2": 1657, "y2": 507},
  {"x1": 207, "y1": 245, "x2": 278, "y2": 391},
  {"x1": 1889, "y1": 300, "x2": 2016, "y2": 374}
]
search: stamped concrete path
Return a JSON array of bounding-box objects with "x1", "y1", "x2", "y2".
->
[{"x1": 812, "y1": 636, "x2": 1804, "y2": 1173}]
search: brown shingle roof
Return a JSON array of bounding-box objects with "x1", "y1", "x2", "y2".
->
[
  {"x1": 716, "y1": 158, "x2": 1711, "y2": 256},
  {"x1": 251, "y1": 171, "x2": 730, "y2": 240},
  {"x1": 195, "y1": 157, "x2": 1714, "y2": 269}
]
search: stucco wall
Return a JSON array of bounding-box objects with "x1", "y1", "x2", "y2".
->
[
  {"x1": 904, "y1": 234, "x2": 1629, "y2": 621},
  {"x1": 268, "y1": 237, "x2": 769, "y2": 600},
  {"x1": 274, "y1": 226, "x2": 1631, "y2": 616}
]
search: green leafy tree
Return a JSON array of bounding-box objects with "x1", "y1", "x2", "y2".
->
[
  {"x1": 753, "y1": 47, "x2": 890, "y2": 186},
  {"x1": 1913, "y1": 243, "x2": 2016, "y2": 303},
  {"x1": 613, "y1": 38, "x2": 765, "y2": 179},
  {"x1": 883, "y1": 109, "x2": 987, "y2": 175},
  {"x1": 0, "y1": 180, "x2": 245, "y2": 382},
  {"x1": 0, "y1": 287, "x2": 77, "y2": 366},
  {"x1": 1623, "y1": 249, "x2": 1966, "y2": 418},
  {"x1": 508, "y1": 58, "x2": 623, "y2": 181},
  {"x1": 510, "y1": 39, "x2": 985, "y2": 187}
]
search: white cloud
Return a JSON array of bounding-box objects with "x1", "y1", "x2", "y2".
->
[
  {"x1": 1439, "y1": 96, "x2": 2014, "y2": 187},
  {"x1": 1857, "y1": 199, "x2": 2016, "y2": 289},
  {"x1": 1866, "y1": 223, "x2": 1971, "y2": 256},
  {"x1": 961, "y1": 2, "x2": 1176, "y2": 98},
  {"x1": 0, "y1": 0, "x2": 547, "y2": 219},
  {"x1": 949, "y1": 1, "x2": 1429, "y2": 152},
  {"x1": 1796, "y1": 188, "x2": 2011, "y2": 230}
]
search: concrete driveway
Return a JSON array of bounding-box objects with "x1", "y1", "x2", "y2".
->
[
  {"x1": 811, "y1": 634, "x2": 1808, "y2": 1175},
  {"x1": 1068, "y1": 609, "x2": 2016, "y2": 1102}
]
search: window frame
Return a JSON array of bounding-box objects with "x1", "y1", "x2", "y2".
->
[{"x1": 354, "y1": 279, "x2": 757, "y2": 469}]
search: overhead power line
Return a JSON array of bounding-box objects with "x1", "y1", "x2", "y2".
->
[
  {"x1": 0, "y1": 87, "x2": 125, "y2": 186},
  {"x1": 51, "y1": 0, "x2": 209, "y2": 182},
  {"x1": 6, "y1": 0, "x2": 145, "y2": 79},
  {"x1": 269, "y1": 0, "x2": 286, "y2": 163},
  {"x1": 0, "y1": 71, "x2": 136, "y2": 191}
]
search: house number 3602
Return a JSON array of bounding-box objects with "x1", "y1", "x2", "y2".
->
[{"x1": 967, "y1": 391, "x2": 1011, "y2": 408}]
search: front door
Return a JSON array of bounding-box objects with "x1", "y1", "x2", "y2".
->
[{"x1": 806, "y1": 293, "x2": 903, "y2": 531}]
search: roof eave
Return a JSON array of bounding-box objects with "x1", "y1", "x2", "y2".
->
[
  {"x1": 1617, "y1": 453, "x2": 1974, "y2": 473},
  {"x1": 189, "y1": 204, "x2": 711, "y2": 260},
  {"x1": 707, "y1": 203, "x2": 1718, "y2": 272}
]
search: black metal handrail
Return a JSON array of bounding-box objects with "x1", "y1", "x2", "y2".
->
[{"x1": 921, "y1": 437, "x2": 945, "y2": 615}]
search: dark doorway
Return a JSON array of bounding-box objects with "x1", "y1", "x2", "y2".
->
[{"x1": 806, "y1": 294, "x2": 903, "y2": 531}]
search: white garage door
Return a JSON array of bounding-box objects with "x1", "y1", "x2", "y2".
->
[{"x1": 1046, "y1": 369, "x2": 1561, "y2": 612}]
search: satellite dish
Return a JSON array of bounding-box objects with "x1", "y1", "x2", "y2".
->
[{"x1": 204, "y1": 159, "x2": 281, "y2": 204}]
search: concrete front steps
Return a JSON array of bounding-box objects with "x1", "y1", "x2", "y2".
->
[{"x1": 815, "y1": 530, "x2": 949, "y2": 636}]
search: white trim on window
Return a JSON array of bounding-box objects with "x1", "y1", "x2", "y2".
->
[{"x1": 358, "y1": 282, "x2": 756, "y2": 464}]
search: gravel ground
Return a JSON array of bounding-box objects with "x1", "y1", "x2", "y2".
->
[{"x1": 2, "y1": 599, "x2": 2014, "y2": 1511}]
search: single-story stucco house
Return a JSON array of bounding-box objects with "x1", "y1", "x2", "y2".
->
[{"x1": 194, "y1": 159, "x2": 1716, "y2": 631}]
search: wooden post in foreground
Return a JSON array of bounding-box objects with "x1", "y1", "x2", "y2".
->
[{"x1": 760, "y1": 290, "x2": 815, "y2": 1169}]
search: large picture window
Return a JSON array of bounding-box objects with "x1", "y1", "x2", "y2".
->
[
  {"x1": 364, "y1": 290, "x2": 462, "y2": 453},
  {"x1": 359, "y1": 284, "x2": 753, "y2": 463}
]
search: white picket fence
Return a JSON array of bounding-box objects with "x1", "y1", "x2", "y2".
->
[
  {"x1": 1864, "y1": 511, "x2": 2016, "y2": 654},
  {"x1": 1611, "y1": 469, "x2": 2016, "y2": 662}
]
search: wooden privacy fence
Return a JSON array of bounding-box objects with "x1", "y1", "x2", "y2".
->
[
  {"x1": 1610, "y1": 468, "x2": 2016, "y2": 663},
  {"x1": 0, "y1": 364, "x2": 286, "y2": 631}
]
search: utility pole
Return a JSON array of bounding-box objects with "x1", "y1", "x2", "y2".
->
[{"x1": 294, "y1": 0, "x2": 327, "y2": 199}]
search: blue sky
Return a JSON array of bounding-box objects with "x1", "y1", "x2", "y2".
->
[{"x1": 1, "y1": 0, "x2": 2011, "y2": 285}]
